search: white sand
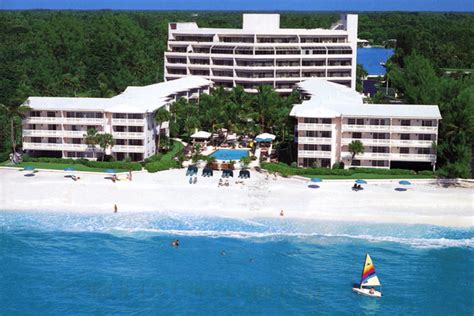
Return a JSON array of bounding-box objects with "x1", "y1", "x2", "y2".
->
[{"x1": 0, "y1": 168, "x2": 472, "y2": 228}]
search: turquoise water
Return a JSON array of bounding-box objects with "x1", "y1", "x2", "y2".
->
[
  {"x1": 211, "y1": 149, "x2": 249, "y2": 161},
  {"x1": 357, "y1": 48, "x2": 394, "y2": 76},
  {"x1": 1, "y1": 212, "x2": 473, "y2": 315}
]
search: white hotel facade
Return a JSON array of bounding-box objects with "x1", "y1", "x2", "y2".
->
[
  {"x1": 165, "y1": 13, "x2": 358, "y2": 94},
  {"x1": 22, "y1": 77, "x2": 211, "y2": 161},
  {"x1": 290, "y1": 80, "x2": 441, "y2": 169}
]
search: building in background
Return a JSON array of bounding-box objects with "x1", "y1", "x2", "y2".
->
[
  {"x1": 22, "y1": 77, "x2": 211, "y2": 161},
  {"x1": 165, "y1": 13, "x2": 358, "y2": 94},
  {"x1": 290, "y1": 79, "x2": 441, "y2": 169}
]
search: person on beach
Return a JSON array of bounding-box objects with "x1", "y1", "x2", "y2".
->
[
  {"x1": 128, "y1": 170, "x2": 132, "y2": 181},
  {"x1": 114, "y1": 204, "x2": 118, "y2": 213},
  {"x1": 280, "y1": 210, "x2": 284, "y2": 217}
]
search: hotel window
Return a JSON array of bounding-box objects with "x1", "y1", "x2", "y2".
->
[
  {"x1": 356, "y1": 119, "x2": 364, "y2": 125},
  {"x1": 348, "y1": 118, "x2": 355, "y2": 125},
  {"x1": 305, "y1": 131, "x2": 316, "y2": 137},
  {"x1": 304, "y1": 118, "x2": 318, "y2": 124},
  {"x1": 320, "y1": 131, "x2": 331, "y2": 138},
  {"x1": 47, "y1": 111, "x2": 56, "y2": 117},
  {"x1": 303, "y1": 144, "x2": 317, "y2": 151},
  {"x1": 400, "y1": 134, "x2": 410, "y2": 140},
  {"x1": 401, "y1": 120, "x2": 411, "y2": 126},
  {"x1": 30, "y1": 111, "x2": 41, "y2": 117},
  {"x1": 417, "y1": 148, "x2": 431, "y2": 155},
  {"x1": 373, "y1": 133, "x2": 386, "y2": 139},
  {"x1": 72, "y1": 138, "x2": 81, "y2": 144},
  {"x1": 352, "y1": 132, "x2": 362, "y2": 139},
  {"x1": 400, "y1": 147, "x2": 410, "y2": 154},
  {"x1": 321, "y1": 118, "x2": 332, "y2": 124},
  {"x1": 351, "y1": 160, "x2": 361, "y2": 166},
  {"x1": 422, "y1": 120, "x2": 433, "y2": 127},
  {"x1": 48, "y1": 124, "x2": 57, "y2": 131},
  {"x1": 418, "y1": 134, "x2": 433, "y2": 141},
  {"x1": 321, "y1": 145, "x2": 331, "y2": 151},
  {"x1": 372, "y1": 160, "x2": 386, "y2": 167},
  {"x1": 372, "y1": 147, "x2": 388, "y2": 153}
]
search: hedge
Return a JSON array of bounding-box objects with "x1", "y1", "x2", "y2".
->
[
  {"x1": 144, "y1": 140, "x2": 184, "y2": 173},
  {"x1": 0, "y1": 151, "x2": 9, "y2": 163},
  {"x1": 261, "y1": 162, "x2": 427, "y2": 177},
  {"x1": 21, "y1": 156, "x2": 142, "y2": 171}
]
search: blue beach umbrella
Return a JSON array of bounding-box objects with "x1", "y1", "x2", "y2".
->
[
  {"x1": 105, "y1": 169, "x2": 115, "y2": 174},
  {"x1": 23, "y1": 166, "x2": 35, "y2": 171},
  {"x1": 399, "y1": 180, "x2": 411, "y2": 185},
  {"x1": 311, "y1": 178, "x2": 322, "y2": 183},
  {"x1": 308, "y1": 184, "x2": 320, "y2": 189},
  {"x1": 64, "y1": 167, "x2": 75, "y2": 172},
  {"x1": 355, "y1": 179, "x2": 367, "y2": 184}
]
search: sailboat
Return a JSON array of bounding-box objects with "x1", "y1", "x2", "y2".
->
[{"x1": 352, "y1": 253, "x2": 383, "y2": 298}]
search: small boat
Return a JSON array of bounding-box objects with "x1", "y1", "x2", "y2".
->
[{"x1": 352, "y1": 253, "x2": 383, "y2": 298}]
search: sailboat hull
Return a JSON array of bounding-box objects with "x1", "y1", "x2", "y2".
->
[{"x1": 352, "y1": 287, "x2": 382, "y2": 298}]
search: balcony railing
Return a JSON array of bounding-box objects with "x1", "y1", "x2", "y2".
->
[
  {"x1": 391, "y1": 125, "x2": 438, "y2": 133},
  {"x1": 341, "y1": 138, "x2": 390, "y2": 146},
  {"x1": 111, "y1": 118, "x2": 145, "y2": 125},
  {"x1": 297, "y1": 137, "x2": 332, "y2": 145},
  {"x1": 112, "y1": 145, "x2": 145, "y2": 153},
  {"x1": 390, "y1": 139, "x2": 434, "y2": 147},
  {"x1": 342, "y1": 124, "x2": 392, "y2": 132},
  {"x1": 297, "y1": 123, "x2": 333, "y2": 131},
  {"x1": 23, "y1": 142, "x2": 88, "y2": 151},
  {"x1": 298, "y1": 150, "x2": 332, "y2": 158},
  {"x1": 24, "y1": 117, "x2": 64, "y2": 123},
  {"x1": 341, "y1": 151, "x2": 390, "y2": 160},
  {"x1": 23, "y1": 129, "x2": 63, "y2": 137},
  {"x1": 391, "y1": 153, "x2": 436, "y2": 162},
  {"x1": 63, "y1": 117, "x2": 104, "y2": 124},
  {"x1": 112, "y1": 132, "x2": 145, "y2": 139}
]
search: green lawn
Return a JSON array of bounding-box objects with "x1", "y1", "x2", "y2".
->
[
  {"x1": 302, "y1": 173, "x2": 435, "y2": 180},
  {"x1": 1, "y1": 161, "x2": 128, "y2": 173}
]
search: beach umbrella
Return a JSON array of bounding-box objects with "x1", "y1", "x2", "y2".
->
[
  {"x1": 23, "y1": 166, "x2": 35, "y2": 171},
  {"x1": 105, "y1": 169, "x2": 115, "y2": 174},
  {"x1": 355, "y1": 179, "x2": 367, "y2": 184},
  {"x1": 308, "y1": 184, "x2": 320, "y2": 189},
  {"x1": 64, "y1": 167, "x2": 75, "y2": 172},
  {"x1": 399, "y1": 180, "x2": 411, "y2": 185},
  {"x1": 311, "y1": 178, "x2": 322, "y2": 183},
  {"x1": 255, "y1": 133, "x2": 276, "y2": 143}
]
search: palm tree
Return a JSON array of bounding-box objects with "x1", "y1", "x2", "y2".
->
[
  {"x1": 96, "y1": 133, "x2": 114, "y2": 161},
  {"x1": 0, "y1": 103, "x2": 31, "y2": 155},
  {"x1": 155, "y1": 107, "x2": 171, "y2": 153},
  {"x1": 84, "y1": 128, "x2": 98, "y2": 158},
  {"x1": 252, "y1": 85, "x2": 278, "y2": 132},
  {"x1": 348, "y1": 140, "x2": 365, "y2": 163}
]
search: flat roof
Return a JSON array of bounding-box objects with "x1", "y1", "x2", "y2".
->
[
  {"x1": 26, "y1": 76, "x2": 211, "y2": 113},
  {"x1": 290, "y1": 79, "x2": 441, "y2": 119}
]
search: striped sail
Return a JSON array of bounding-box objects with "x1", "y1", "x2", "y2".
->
[{"x1": 360, "y1": 253, "x2": 381, "y2": 287}]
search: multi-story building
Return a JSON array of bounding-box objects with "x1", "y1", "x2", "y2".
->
[
  {"x1": 165, "y1": 13, "x2": 358, "y2": 94},
  {"x1": 22, "y1": 76, "x2": 211, "y2": 161},
  {"x1": 290, "y1": 79, "x2": 441, "y2": 169}
]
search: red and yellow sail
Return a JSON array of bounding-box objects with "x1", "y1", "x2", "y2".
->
[{"x1": 360, "y1": 253, "x2": 381, "y2": 287}]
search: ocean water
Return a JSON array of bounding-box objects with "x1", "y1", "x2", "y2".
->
[{"x1": 0, "y1": 211, "x2": 473, "y2": 315}]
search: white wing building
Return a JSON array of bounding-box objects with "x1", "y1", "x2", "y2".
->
[
  {"x1": 165, "y1": 13, "x2": 358, "y2": 94},
  {"x1": 290, "y1": 79, "x2": 441, "y2": 169},
  {"x1": 22, "y1": 76, "x2": 211, "y2": 161}
]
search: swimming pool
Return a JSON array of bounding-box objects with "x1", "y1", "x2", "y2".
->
[{"x1": 211, "y1": 149, "x2": 249, "y2": 161}]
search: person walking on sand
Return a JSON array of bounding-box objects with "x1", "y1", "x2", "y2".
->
[
  {"x1": 114, "y1": 204, "x2": 118, "y2": 213},
  {"x1": 280, "y1": 210, "x2": 284, "y2": 217}
]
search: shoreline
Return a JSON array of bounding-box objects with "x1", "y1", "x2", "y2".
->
[{"x1": 1, "y1": 168, "x2": 472, "y2": 228}]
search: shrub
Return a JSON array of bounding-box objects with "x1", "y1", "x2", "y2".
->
[
  {"x1": 332, "y1": 161, "x2": 345, "y2": 169},
  {"x1": 0, "y1": 151, "x2": 10, "y2": 163},
  {"x1": 417, "y1": 170, "x2": 437, "y2": 177},
  {"x1": 21, "y1": 156, "x2": 142, "y2": 171},
  {"x1": 144, "y1": 159, "x2": 178, "y2": 172}
]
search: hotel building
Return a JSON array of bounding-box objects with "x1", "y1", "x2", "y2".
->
[
  {"x1": 22, "y1": 76, "x2": 211, "y2": 161},
  {"x1": 165, "y1": 13, "x2": 358, "y2": 94},
  {"x1": 290, "y1": 79, "x2": 441, "y2": 169}
]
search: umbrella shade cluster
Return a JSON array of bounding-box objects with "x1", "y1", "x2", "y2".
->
[
  {"x1": 186, "y1": 165, "x2": 198, "y2": 176},
  {"x1": 222, "y1": 169, "x2": 233, "y2": 178},
  {"x1": 308, "y1": 184, "x2": 320, "y2": 189},
  {"x1": 399, "y1": 180, "x2": 411, "y2": 185},
  {"x1": 311, "y1": 178, "x2": 322, "y2": 183},
  {"x1": 355, "y1": 179, "x2": 367, "y2": 184},
  {"x1": 105, "y1": 169, "x2": 115, "y2": 174},
  {"x1": 202, "y1": 167, "x2": 213, "y2": 177},
  {"x1": 23, "y1": 166, "x2": 35, "y2": 171},
  {"x1": 255, "y1": 133, "x2": 276, "y2": 143}
]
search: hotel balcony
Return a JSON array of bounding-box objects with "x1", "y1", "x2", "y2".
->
[
  {"x1": 298, "y1": 150, "x2": 332, "y2": 158},
  {"x1": 390, "y1": 139, "x2": 434, "y2": 148},
  {"x1": 390, "y1": 125, "x2": 438, "y2": 133},
  {"x1": 23, "y1": 129, "x2": 63, "y2": 137},
  {"x1": 341, "y1": 124, "x2": 392, "y2": 133},
  {"x1": 341, "y1": 138, "x2": 391, "y2": 146},
  {"x1": 112, "y1": 131, "x2": 146, "y2": 139},
  {"x1": 24, "y1": 117, "x2": 64, "y2": 124},
  {"x1": 111, "y1": 118, "x2": 145, "y2": 126},
  {"x1": 341, "y1": 151, "x2": 390, "y2": 160},
  {"x1": 297, "y1": 137, "x2": 332, "y2": 145},
  {"x1": 112, "y1": 145, "x2": 146, "y2": 153},
  {"x1": 390, "y1": 153, "x2": 436, "y2": 162},
  {"x1": 23, "y1": 142, "x2": 88, "y2": 151},
  {"x1": 297, "y1": 123, "x2": 333, "y2": 131}
]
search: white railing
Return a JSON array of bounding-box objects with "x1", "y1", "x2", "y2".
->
[
  {"x1": 23, "y1": 129, "x2": 62, "y2": 137},
  {"x1": 112, "y1": 145, "x2": 145, "y2": 153},
  {"x1": 341, "y1": 151, "x2": 390, "y2": 160},
  {"x1": 63, "y1": 118, "x2": 104, "y2": 124},
  {"x1": 112, "y1": 132, "x2": 145, "y2": 139},
  {"x1": 390, "y1": 139, "x2": 433, "y2": 147},
  {"x1": 62, "y1": 130, "x2": 89, "y2": 137},
  {"x1": 22, "y1": 142, "x2": 62, "y2": 150},
  {"x1": 341, "y1": 124, "x2": 391, "y2": 132},
  {"x1": 297, "y1": 123, "x2": 333, "y2": 131},
  {"x1": 391, "y1": 153, "x2": 436, "y2": 162},
  {"x1": 62, "y1": 143, "x2": 89, "y2": 151},
  {"x1": 24, "y1": 117, "x2": 63, "y2": 123},
  {"x1": 391, "y1": 125, "x2": 438, "y2": 133},
  {"x1": 111, "y1": 118, "x2": 145, "y2": 125},
  {"x1": 298, "y1": 150, "x2": 332, "y2": 158},
  {"x1": 297, "y1": 137, "x2": 332, "y2": 145},
  {"x1": 341, "y1": 138, "x2": 390, "y2": 146}
]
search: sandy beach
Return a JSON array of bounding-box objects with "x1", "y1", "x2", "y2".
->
[{"x1": 0, "y1": 167, "x2": 472, "y2": 228}]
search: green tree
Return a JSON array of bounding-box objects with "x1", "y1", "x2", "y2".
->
[
  {"x1": 84, "y1": 127, "x2": 98, "y2": 158},
  {"x1": 155, "y1": 107, "x2": 171, "y2": 153},
  {"x1": 96, "y1": 133, "x2": 114, "y2": 161},
  {"x1": 356, "y1": 64, "x2": 368, "y2": 92},
  {"x1": 0, "y1": 104, "x2": 31, "y2": 155},
  {"x1": 348, "y1": 140, "x2": 365, "y2": 161}
]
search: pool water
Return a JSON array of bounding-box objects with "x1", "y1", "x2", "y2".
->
[
  {"x1": 211, "y1": 149, "x2": 249, "y2": 161},
  {"x1": 357, "y1": 48, "x2": 394, "y2": 76}
]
